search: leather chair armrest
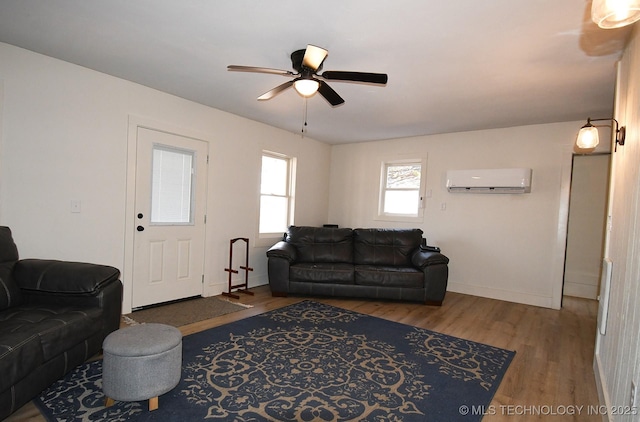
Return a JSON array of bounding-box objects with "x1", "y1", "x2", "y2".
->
[
  {"x1": 13, "y1": 259, "x2": 120, "y2": 295},
  {"x1": 412, "y1": 249, "x2": 449, "y2": 269},
  {"x1": 420, "y1": 244, "x2": 441, "y2": 253},
  {"x1": 266, "y1": 241, "x2": 298, "y2": 262}
]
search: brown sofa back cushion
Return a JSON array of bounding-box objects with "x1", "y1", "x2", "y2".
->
[
  {"x1": 286, "y1": 226, "x2": 353, "y2": 263},
  {"x1": 0, "y1": 227, "x2": 22, "y2": 310},
  {"x1": 353, "y1": 228, "x2": 423, "y2": 266}
]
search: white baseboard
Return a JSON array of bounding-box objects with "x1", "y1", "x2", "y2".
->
[
  {"x1": 205, "y1": 274, "x2": 268, "y2": 297},
  {"x1": 563, "y1": 282, "x2": 599, "y2": 300},
  {"x1": 447, "y1": 281, "x2": 555, "y2": 309},
  {"x1": 593, "y1": 352, "x2": 612, "y2": 422}
]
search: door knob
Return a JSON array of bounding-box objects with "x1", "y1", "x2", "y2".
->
[{"x1": 137, "y1": 226, "x2": 144, "y2": 232}]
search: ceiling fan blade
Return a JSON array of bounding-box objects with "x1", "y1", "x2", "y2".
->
[
  {"x1": 227, "y1": 65, "x2": 295, "y2": 77},
  {"x1": 321, "y1": 71, "x2": 388, "y2": 84},
  {"x1": 257, "y1": 80, "x2": 294, "y2": 100},
  {"x1": 302, "y1": 45, "x2": 328, "y2": 71},
  {"x1": 317, "y1": 81, "x2": 345, "y2": 106}
]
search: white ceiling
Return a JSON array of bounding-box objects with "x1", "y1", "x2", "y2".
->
[{"x1": 0, "y1": 0, "x2": 630, "y2": 144}]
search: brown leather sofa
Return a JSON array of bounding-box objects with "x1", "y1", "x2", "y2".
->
[
  {"x1": 266, "y1": 226, "x2": 449, "y2": 305},
  {"x1": 0, "y1": 227, "x2": 123, "y2": 419}
]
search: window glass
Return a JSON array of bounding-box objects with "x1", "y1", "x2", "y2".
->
[
  {"x1": 383, "y1": 190, "x2": 420, "y2": 214},
  {"x1": 151, "y1": 146, "x2": 194, "y2": 224},
  {"x1": 380, "y1": 162, "x2": 423, "y2": 217},
  {"x1": 259, "y1": 153, "x2": 293, "y2": 234},
  {"x1": 259, "y1": 196, "x2": 289, "y2": 233},
  {"x1": 386, "y1": 164, "x2": 421, "y2": 189},
  {"x1": 261, "y1": 156, "x2": 288, "y2": 196}
]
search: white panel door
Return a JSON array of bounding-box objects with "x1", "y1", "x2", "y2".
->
[{"x1": 132, "y1": 127, "x2": 208, "y2": 308}]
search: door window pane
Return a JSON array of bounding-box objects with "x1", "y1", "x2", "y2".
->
[{"x1": 151, "y1": 146, "x2": 194, "y2": 224}]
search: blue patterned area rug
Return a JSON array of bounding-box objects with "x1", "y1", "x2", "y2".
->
[{"x1": 35, "y1": 300, "x2": 514, "y2": 421}]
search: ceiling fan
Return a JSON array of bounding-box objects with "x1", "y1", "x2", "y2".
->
[{"x1": 227, "y1": 45, "x2": 388, "y2": 106}]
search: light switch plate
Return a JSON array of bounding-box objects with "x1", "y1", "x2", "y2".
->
[{"x1": 71, "y1": 200, "x2": 81, "y2": 213}]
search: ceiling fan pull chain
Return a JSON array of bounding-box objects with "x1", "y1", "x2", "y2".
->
[{"x1": 301, "y1": 98, "x2": 309, "y2": 137}]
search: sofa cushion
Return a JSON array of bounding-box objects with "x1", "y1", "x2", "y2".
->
[
  {"x1": 353, "y1": 229, "x2": 423, "y2": 266},
  {"x1": 0, "y1": 227, "x2": 19, "y2": 264},
  {"x1": 0, "y1": 324, "x2": 42, "y2": 393},
  {"x1": 0, "y1": 227, "x2": 22, "y2": 311},
  {"x1": 0, "y1": 263, "x2": 22, "y2": 310},
  {"x1": 0, "y1": 305, "x2": 102, "y2": 392},
  {"x1": 287, "y1": 226, "x2": 353, "y2": 263},
  {"x1": 355, "y1": 265, "x2": 424, "y2": 288},
  {"x1": 290, "y1": 263, "x2": 354, "y2": 284}
]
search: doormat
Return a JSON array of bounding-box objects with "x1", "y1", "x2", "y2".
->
[{"x1": 125, "y1": 296, "x2": 252, "y2": 327}]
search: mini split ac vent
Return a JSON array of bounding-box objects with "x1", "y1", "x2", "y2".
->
[{"x1": 446, "y1": 168, "x2": 532, "y2": 194}]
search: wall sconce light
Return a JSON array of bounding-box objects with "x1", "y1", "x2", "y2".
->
[
  {"x1": 576, "y1": 117, "x2": 626, "y2": 152},
  {"x1": 592, "y1": 0, "x2": 640, "y2": 29}
]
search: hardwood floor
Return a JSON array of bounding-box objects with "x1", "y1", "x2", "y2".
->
[{"x1": 7, "y1": 286, "x2": 600, "y2": 421}]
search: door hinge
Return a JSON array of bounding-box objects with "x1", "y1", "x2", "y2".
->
[
  {"x1": 204, "y1": 214, "x2": 207, "y2": 224},
  {"x1": 202, "y1": 274, "x2": 205, "y2": 284}
]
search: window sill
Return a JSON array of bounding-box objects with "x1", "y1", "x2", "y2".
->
[
  {"x1": 374, "y1": 214, "x2": 425, "y2": 223},
  {"x1": 254, "y1": 234, "x2": 284, "y2": 248}
]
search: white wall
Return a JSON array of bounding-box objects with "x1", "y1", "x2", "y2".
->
[
  {"x1": 563, "y1": 154, "x2": 610, "y2": 299},
  {"x1": 594, "y1": 24, "x2": 640, "y2": 421},
  {"x1": 0, "y1": 42, "x2": 331, "y2": 313},
  {"x1": 328, "y1": 122, "x2": 581, "y2": 308}
]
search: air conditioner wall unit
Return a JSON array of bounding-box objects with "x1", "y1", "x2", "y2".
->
[{"x1": 446, "y1": 168, "x2": 532, "y2": 193}]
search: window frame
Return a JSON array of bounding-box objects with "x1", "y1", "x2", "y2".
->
[
  {"x1": 376, "y1": 157, "x2": 427, "y2": 223},
  {"x1": 257, "y1": 151, "x2": 296, "y2": 243}
]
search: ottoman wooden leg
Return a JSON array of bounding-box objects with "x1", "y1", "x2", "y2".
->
[
  {"x1": 105, "y1": 397, "x2": 115, "y2": 407},
  {"x1": 149, "y1": 396, "x2": 159, "y2": 411}
]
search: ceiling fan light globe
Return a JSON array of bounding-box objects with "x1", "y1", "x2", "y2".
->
[
  {"x1": 576, "y1": 126, "x2": 600, "y2": 149},
  {"x1": 592, "y1": 0, "x2": 640, "y2": 28},
  {"x1": 294, "y1": 79, "x2": 320, "y2": 97}
]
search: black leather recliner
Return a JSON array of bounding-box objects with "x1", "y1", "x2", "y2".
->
[{"x1": 0, "y1": 226, "x2": 123, "y2": 419}]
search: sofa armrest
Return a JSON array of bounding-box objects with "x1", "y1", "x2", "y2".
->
[
  {"x1": 13, "y1": 259, "x2": 120, "y2": 295},
  {"x1": 266, "y1": 241, "x2": 298, "y2": 263},
  {"x1": 412, "y1": 249, "x2": 449, "y2": 269}
]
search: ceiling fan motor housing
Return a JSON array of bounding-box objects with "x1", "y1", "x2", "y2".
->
[{"x1": 291, "y1": 49, "x2": 322, "y2": 73}]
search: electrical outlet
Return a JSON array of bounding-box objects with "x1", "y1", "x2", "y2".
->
[
  {"x1": 631, "y1": 380, "x2": 637, "y2": 408},
  {"x1": 70, "y1": 200, "x2": 81, "y2": 213}
]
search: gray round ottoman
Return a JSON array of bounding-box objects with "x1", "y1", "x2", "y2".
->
[{"x1": 102, "y1": 323, "x2": 182, "y2": 411}]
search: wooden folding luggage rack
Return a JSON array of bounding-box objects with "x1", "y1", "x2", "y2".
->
[{"x1": 223, "y1": 237, "x2": 254, "y2": 299}]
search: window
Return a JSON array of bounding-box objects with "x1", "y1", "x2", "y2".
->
[
  {"x1": 259, "y1": 152, "x2": 295, "y2": 236},
  {"x1": 150, "y1": 145, "x2": 195, "y2": 224},
  {"x1": 378, "y1": 159, "x2": 426, "y2": 221}
]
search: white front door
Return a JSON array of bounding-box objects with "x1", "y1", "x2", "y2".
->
[{"x1": 132, "y1": 127, "x2": 208, "y2": 308}]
